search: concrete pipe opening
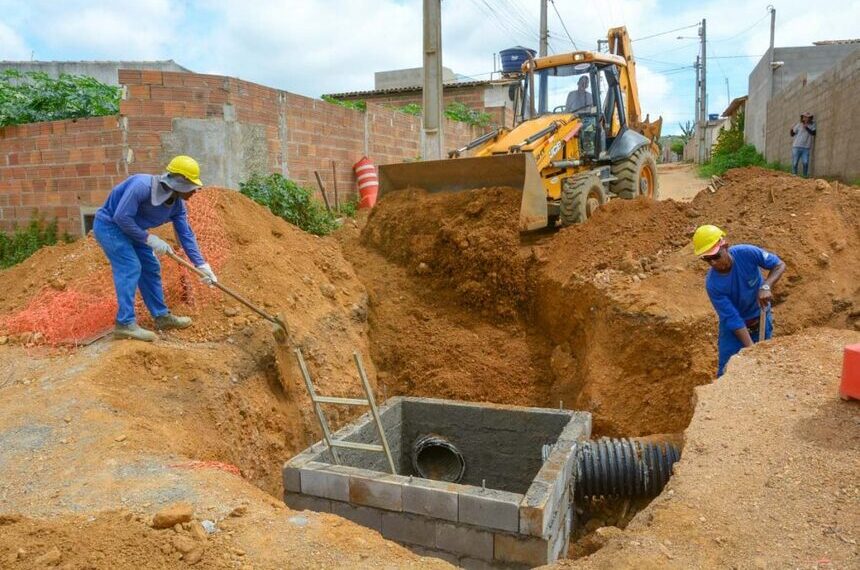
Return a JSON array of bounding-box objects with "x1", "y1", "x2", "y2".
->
[{"x1": 412, "y1": 434, "x2": 466, "y2": 483}]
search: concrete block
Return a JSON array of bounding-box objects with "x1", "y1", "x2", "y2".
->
[
  {"x1": 381, "y1": 511, "x2": 437, "y2": 548},
  {"x1": 435, "y1": 521, "x2": 494, "y2": 561},
  {"x1": 300, "y1": 465, "x2": 349, "y2": 502},
  {"x1": 331, "y1": 500, "x2": 383, "y2": 531},
  {"x1": 494, "y1": 532, "x2": 550, "y2": 566},
  {"x1": 349, "y1": 474, "x2": 402, "y2": 511},
  {"x1": 284, "y1": 492, "x2": 331, "y2": 513},
  {"x1": 460, "y1": 557, "x2": 498, "y2": 570},
  {"x1": 282, "y1": 465, "x2": 302, "y2": 493},
  {"x1": 519, "y1": 480, "x2": 551, "y2": 537},
  {"x1": 403, "y1": 479, "x2": 459, "y2": 522},
  {"x1": 408, "y1": 545, "x2": 460, "y2": 566},
  {"x1": 459, "y1": 489, "x2": 520, "y2": 533}
]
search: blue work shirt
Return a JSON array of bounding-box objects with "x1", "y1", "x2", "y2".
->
[
  {"x1": 95, "y1": 174, "x2": 205, "y2": 266},
  {"x1": 705, "y1": 244, "x2": 782, "y2": 332}
]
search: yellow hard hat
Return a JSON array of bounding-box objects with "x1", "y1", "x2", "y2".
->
[
  {"x1": 165, "y1": 155, "x2": 203, "y2": 186},
  {"x1": 692, "y1": 224, "x2": 726, "y2": 256}
]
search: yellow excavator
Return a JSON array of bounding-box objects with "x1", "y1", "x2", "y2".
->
[{"x1": 377, "y1": 26, "x2": 662, "y2": 230}]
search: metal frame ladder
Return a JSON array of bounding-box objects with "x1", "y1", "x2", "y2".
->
[{"x1": 294, "y1": 349, "x2": 397, "y2": 475}]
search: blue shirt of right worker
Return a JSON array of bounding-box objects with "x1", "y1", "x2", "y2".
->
[{"x1": 705, "y1": 244, "x2": 782, "y2": 376}]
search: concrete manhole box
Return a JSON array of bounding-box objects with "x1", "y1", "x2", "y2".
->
[{"x1": 283, "y1": 397, "x2": 591, "y2": 568}]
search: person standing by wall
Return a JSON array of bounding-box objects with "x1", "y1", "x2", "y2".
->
[{"x1": 790, "y1": 112, "x2": 816, "y2": 177}]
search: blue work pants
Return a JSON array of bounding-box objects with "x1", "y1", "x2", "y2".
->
[
  {"x1": 93, "y1": 218, "x2": 169, "y2": 325},
  {"x1": 791, "y1": 147, "x2": 810, "y2": 177},
  {"x1": 717, "y1": 310, "x2": 773, "y2": 377}
]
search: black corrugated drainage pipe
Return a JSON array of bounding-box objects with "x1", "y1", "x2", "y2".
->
[{"x1": 575, "y1": 437, "x2": 681, "y2": 499}]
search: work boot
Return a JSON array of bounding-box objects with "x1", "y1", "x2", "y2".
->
[
  {"x1": 114, "y1": 322, "x2": 157, "y2": 342},
  {"x1": 154, "y1": 313, "x2": 193, "y2": 330}
]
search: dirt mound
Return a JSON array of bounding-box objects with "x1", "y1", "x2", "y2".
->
[
  {"x1": 544, "y1": 197, "x2": 694, "y2": 277},
  {"x1": 362, "y1": 187, "x2": 534, "y2": 319},
  {"x1": 556, "y1": 328, "x2": 860, "y2": 569},
  {"x1": 688, "y1": 167, "x2": 860, "y2": 331}
]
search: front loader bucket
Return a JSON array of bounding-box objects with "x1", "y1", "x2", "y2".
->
[{"x1": 378, "y1": 153, "x2": 548, "y2": 231}]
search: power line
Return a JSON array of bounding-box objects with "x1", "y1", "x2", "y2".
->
[
  {"x1": 549, "y1": 0, "x2": 578, "y2": 50},
  {"x1": 632, "y1": 23, "x2": 699, "y2": 42},
  {"x1": 710, "y1": 12, "x2": 770, "y2": 43}
]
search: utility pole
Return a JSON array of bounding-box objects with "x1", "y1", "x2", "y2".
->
[
  {"x1": 725, "y1": 77, "x2": 730, "y2": 109},
  {"x1": 422, "y1": 0, "x2": 444, "y2": 161},
  {"x1": 694, "y1": 54, "x2": 701, "y2": 159},
  {"x1": 698, "y1": 18, "x2": 707, "y2": 164},
  {"x1": 538, "y1": 0, "x2": 548, "y2": 114},
  {"x1": 539, "y1": 0, "x2": 548, "y2": 56},
  {"x1": 768, "y1": 6, "x2": 776, "y2": 58}
]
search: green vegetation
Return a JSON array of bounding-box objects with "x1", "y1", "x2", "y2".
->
[
  {"x1": 239, "y1": 173, "x2": 338, "y2": 236},
  {"x1": 444, "y1": 102, "x2": 492, "y2": 127},
  {"x1": 0, "y1": 70, "x2": 120, "y2": 127},
  {"x1": 699, "y1": 144, "x2": 766, "y2": 177},
  {"x1": 699, "y1": 112, "x2": 781, "y2": 177},
  {"x1": 337, "y1": 197, "x2": 359, "y2": 218},
  {"x1": 0, "y1": 217, "x2": 69, "y2": 269},
  {"x1": 321, "y1": 95, "x2": 367, "y2": 112},
  {"x1": 670, "y1": 140, "x2": 685, "y2": 157},
  {"x1": 398, "y1": 103, "x2": 422, "y2": 116}
]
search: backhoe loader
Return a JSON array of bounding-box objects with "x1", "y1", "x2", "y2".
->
[{"x1": 377, "y1": 26, "x2": 663, "y2": 230}]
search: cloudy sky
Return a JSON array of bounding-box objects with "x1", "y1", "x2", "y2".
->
[{"x1": 1, "y1": 0, "x2": 856, "y2": 134}]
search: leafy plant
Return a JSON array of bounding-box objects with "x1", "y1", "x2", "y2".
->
[
  {"x1": 239, "y1": 173, "x2": 338, "y2": 236},
  {"x1": 710, "y1": 111, "x2": 745, "y2": 158},
  {"x1": 0, "y1": 216, "x2": 69, "y2": 269},
  {"x1": 338, "y1": 197, "x2": 359, "y2": 218},
  {"x1": 0, "y1": 70, "x2": 120, "y2": 127},
  {"x1": 670, "y1": 140, "x2": 685, "y2": 157},
  {"x1": 321, "y1": 94, "x2": 367, "y2": 112},
  {"x1": 699, "y1": 144, "x2": 766, "y2": 177},
  {"x1": 678, "y1": 120, "x2": 694, "y2": 143},
  {"x1": 444, "y1": 102, "x2": 491, "y2": 127},
  {"x1": 398, "y1": 103, "x2": 422, "y2": 116}
]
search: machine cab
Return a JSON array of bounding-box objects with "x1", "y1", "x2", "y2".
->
[{"x1": 514, "y1": 55, "x2": 629, "y2": 161}]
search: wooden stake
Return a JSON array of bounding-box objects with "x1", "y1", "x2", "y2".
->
[
  {"x1": 313, "y1": 170, "x2": 331, "y2": 212},
  {"x1": 331, "y1": 160, "x2": 339, "y2": 211}
]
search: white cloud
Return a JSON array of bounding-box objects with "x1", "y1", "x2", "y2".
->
[
  {"x1": 0, "y1": 21, "x2": 30, "y2": 60},
  {"x1": 0, "y1": 0, "x2": 853, "y2": 133}
]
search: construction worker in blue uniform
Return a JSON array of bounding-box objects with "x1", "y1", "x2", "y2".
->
[
  {"x1": 693, "y1": 225, "x2": 786, "y2": 377},
  {"x1": 93, "y1": 155, "x2": 217, "y2": 341}
]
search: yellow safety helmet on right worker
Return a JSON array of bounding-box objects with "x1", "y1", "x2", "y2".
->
[
  {"x1": 166, "y1": 155, "x2": 203, "y2": 186},
  {"x1": 692, "y1": 225, "x2": 726, "y2": 257}
]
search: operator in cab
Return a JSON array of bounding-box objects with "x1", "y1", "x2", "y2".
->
[
  {"x1": 565, "y1": 75, "x2": 592, "y2": 113},
  {"x1": 693, "y1": 225, "x2": 786, "y2": 377}
]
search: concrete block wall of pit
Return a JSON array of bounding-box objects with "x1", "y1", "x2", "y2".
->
[{"x1": 283, "y1": 397, "x2": 591, "y2": 568}]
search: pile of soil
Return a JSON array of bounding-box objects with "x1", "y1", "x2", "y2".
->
[
  {"x1": 0, "y1": 189, "x2": 445, "y2": 568},
  {"x1": 362, "y1": 187, "x2": 534, "y2": 319},
  {"x1": 558, "y1": 327, "x2": 860, "y2": 569}
]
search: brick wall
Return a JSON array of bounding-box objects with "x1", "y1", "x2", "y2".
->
[
  {"x1": 0, "y1": 116, "x2": 126, "y2": 233},
  {"x1": 0, "y1": 70, "x2": 487, "y2": 236},
  {"x1": 764, "y1": 50, "x2": 859, "y2": 180}
]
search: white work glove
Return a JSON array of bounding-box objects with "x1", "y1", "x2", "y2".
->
[
  {"x1": 196, "y1": 263, "x2": 217, "y2": 286},
  {"x1": 145, "y1": 234, "x2": 174, "y2": 256}
]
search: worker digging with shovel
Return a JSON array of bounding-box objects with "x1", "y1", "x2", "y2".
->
[
  {"x1": 93, "y1": 155, "x2": 217, "y2": 341},
  {"x1": 693, "y1": 225, "x2": 787, "y2": 377}
]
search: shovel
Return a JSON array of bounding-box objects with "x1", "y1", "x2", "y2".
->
[
  {"x1": 758, "y1": 305, "x2": 769, "y2": 343},
  {"x1": 166, "y1": 251, "x2": 289, "y2": 343}
]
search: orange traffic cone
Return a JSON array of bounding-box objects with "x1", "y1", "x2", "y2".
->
[{"x1": 839, "y1": 343, "x2": 860, "y2": 400}]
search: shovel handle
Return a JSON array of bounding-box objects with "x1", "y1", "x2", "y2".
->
[
  {"x1": 165, "y1": 251, "x2": 283, "y2": 328},
  {"x1": 758, "y1": 306, "x2": 767, "y2": 343}
]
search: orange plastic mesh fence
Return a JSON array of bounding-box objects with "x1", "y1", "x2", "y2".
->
[{"x1": 0, "y1": 190, "x2": 229, "y2": 346}]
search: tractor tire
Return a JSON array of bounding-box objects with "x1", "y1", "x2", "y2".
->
[
  {"x1": 611, "y1": 146, "x2": 660, "y2": 200},
  {"x1": 560, "y1": 174, "x2": 607, "y2": 226}
]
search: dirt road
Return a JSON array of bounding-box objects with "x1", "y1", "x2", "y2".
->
[{"x1": 658, "y1": 162, "x2": 705, "y2": 202}]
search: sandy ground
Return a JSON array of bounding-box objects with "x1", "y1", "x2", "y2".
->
[
  {"x1": 556, "y1": 328, "x2": 860, "y2": 569},
  {"x1": 0, "y1": 168, "x2": 857, "y2": 569},
  {"x1": 658, "y1": 162, "x2": 706, "y2": 202}
]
